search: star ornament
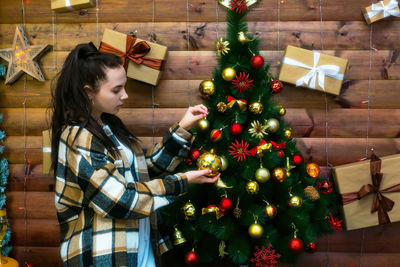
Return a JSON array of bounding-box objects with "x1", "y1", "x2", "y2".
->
[{"x1": 0, "y1": 25, "x2": 50, "y2": 85}]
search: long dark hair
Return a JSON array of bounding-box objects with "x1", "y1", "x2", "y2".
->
[{"x1": 50, "y1": 42, "x2": 134, "y2": 176}]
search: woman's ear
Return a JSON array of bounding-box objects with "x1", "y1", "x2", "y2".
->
[{"x1": 84, "y1": 85, "x2": 94, "y2": 100}]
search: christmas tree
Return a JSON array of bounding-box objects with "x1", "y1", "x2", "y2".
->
[{"x1": 161, "y1": 2, "x2": 339, "y2": 266}]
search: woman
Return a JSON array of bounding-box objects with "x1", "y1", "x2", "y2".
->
[{"x1": 51, "y1": 42, "x2": 218, "y2": 267}]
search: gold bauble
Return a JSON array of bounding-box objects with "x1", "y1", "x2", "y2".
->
[
  {"x1": 289, "y1": 195, "x2": 303, "y2": 207},
  {"x1": 272, "y1": 167, "x2": 287, "y2": 183},
  {"x1": 222, "y1": 67, "x2": 236, "y2": 81},
  {"x1": 197, "y1": 149, "x2": 222, "y2": 177},
  {"x1": 199, "y1": 80, "x2": 215, "y2": 98},
  {"x1": 173, "y1": 226, "x2": 187, "y2": 245},
  {"x1": 238, "y1": 31, "x2": 255, "y2": 43},
  {"x1": 277, "y1": 104, "x2": 286, "y2": 116},
  {"x1": 182, "y1": 202, "x2": 196, "y2": 220},
  {"x1": 284, "y1": 128, "x2": 293, "y2": 140},
  {"x1": 249, "y1": 102, "x2": 263, "y2": 115},
  {"x1": 306, "y1": 163, "x2": 320, "y2": 178},
  {"x1": 248, "y1": 223, "x2": 264, "y2": 239},
  {"x1": 246, "y1": 181, "x2": 259, "y2": 194},
  {"x1": 197, "y1": 118, "x2": 210, "y2": 132},
  {"x1": 255, "y1": 167, "x2": 270, "y2": 183},
  {"x1": 220, "y1": 156, "x2": 228, "y2": 171},
  {"x1": 265, "y1": 118, "x2": 280, "y2": 133}
]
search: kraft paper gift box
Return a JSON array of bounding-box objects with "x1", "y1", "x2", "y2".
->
[
  {"x1": 278, "y1": 45, "x2": 348, "y2": 96},
  {"x1": 99, "y1": 28, "x2": 168, "y2": 86},
  {"x1": 362, "y1": 0, "x2": 400, "y2": 24},
  {"x1": 51, "y1": 0, "x2": 95, "y2": 12},
  {"x1": 333, "y1": 154, "x2": 400, "y2": 231},
  {"x1": 42, "y1": 130, "x2": 52, "y2": 174}
]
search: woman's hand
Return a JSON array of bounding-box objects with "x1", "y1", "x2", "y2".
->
[
  {"x1": 184, "y1": 169, "x2": 220, "y2": 184},
  {"x1": 178, "y1": 104, "x2": 208, "y2": 131}
]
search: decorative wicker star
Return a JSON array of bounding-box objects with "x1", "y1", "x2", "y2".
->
[
  {"x1": 0, "y1": 25, "x2": 49, "y2": 84},
  {"x1": 248, "y1": 120, "x2": 267, "y2": 139}
]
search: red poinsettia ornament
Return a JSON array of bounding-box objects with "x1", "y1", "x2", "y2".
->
[
  {"x1": 230, "y1": 0, "x2": 249, "y2": 13},
  {"x1": 232, "y1": 72, "x2": 253, "y2": 93},
  {"x1": 229, "y1": 140, "x2": 251, "y2": 161}
]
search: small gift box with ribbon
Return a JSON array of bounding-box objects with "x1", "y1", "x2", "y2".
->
[
  {"x1": 99, "y1": 28, "x2": 168, "y2": 86},
  {"x1": 333, "y1": 153, "x2": 400, "y2": 231},
  {"x1": 42, "y1": 129, "x2": 52, "y2": 174},
  {"x1": 362, "y1": 0, "x2": 400, "y2": 24},
  {"x1": 278, "y1": 45, "x2": 348, "y2": 96},
  {"x1": 51, "y1": 0, "x2": 94, "y2": 12}
]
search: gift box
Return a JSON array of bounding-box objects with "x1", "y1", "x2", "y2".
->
[
  {"x1": 333, "y1": 154, "x2": 400, "y2": 231},
  {"x1": 51, "y1": 0, "x2": 95, "y2": 12},
  {"x1": 99, "y1": 29, "x2": 168, "y2": 86},
  {"x1": 362, "y1": 0, "x2": 400, "y2": 24},
  {"x1": 278, "y1": 45, "x2": 348, "y2": 96},
  {"x1": 42, "y1": 130, "x2": 52, "y2": 174}
]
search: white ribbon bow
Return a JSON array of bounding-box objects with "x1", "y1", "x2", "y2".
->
[
  {"x1": 367, "y1": 0, "x2": 400, "y2": 19},
  {"x1": 282, "y1": 51, "x2": 344, "y2": 90},
  {"x1": 65, "y1": 0, "x2": 75, "y2": 11}
]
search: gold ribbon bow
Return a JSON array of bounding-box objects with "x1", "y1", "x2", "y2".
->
[{"x1": 227, "y1": 96, "x2": 247, "y2": 112}]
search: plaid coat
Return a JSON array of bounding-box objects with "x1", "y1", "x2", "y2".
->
[{"x1": 55, "y1": 122, "x2": 193, "y2": 266}]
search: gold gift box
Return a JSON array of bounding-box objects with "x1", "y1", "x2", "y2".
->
[
  {"x1": 362, "y1": 0, "x2": 400, "y2": 24},
  {"x1": 100, "y1": 29, "x2": 168, "y2": 86},
  {"x1": 278, "y1": 45, "x2": 348, "y2": 96},
  {"x1": 42, "y1": 130, "x2": 52, "y2": 175},
  {"x1": 333, "y1": 154, "x2": 400, "y2": 231},
  {"x1": 51, "y1": 0, "x2": 95, "y2": 12}
]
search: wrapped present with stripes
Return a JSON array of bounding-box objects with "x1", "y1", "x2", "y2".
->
[
  {"x1": 278, "y1": 45, "x2": 348, "y2": 96},
  {"x1": 362, "y1": 0, "x2": 400, "y2": 24},
  {"x1": 51, "y1": 0, "x2": 95, "y2": 12},
  {"x1": 99, "y1": 28, "x2": 168, "y2": 86}
]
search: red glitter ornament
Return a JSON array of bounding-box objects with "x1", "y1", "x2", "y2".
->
[
  {"x1": 185, "y1": 250, "x2": 200, "y2": 266},
  {"x1": 219, "y1": 197, "x2": 233, "y2": 211},
  {"x1": 288, "y1": 238, "x2": 304, "y2": 253},
  {"x1": 189, "y1": 148, "x2": 201, "y2": 161},
  {"x1": 210, "y1": 129, "x2": 222, "y2": 142},
  {"x1": 250, "y1": 55, "x2": 264, "y2": 69},
  {"x1": 277, "y1": 150, "x2": 285, "y2": 158},
  {"x1": 232, "y1": 72, "x2": 253, "y2": 93},
  {"x1": 305, "y1": 242, "x2": 317, "y2": 253},
  {"x1": 250, "y1": 244, "x2": 281, "y2": 267},
  {"x1": 270, "y1": 80, "x2": 283, "y2": 94},
  {"x1": 292, "y1": 154, "x2": 303, "y2": 166},
  {"x1": 230, "y1": 123, "x2": 243, "y2": 135},
  {"x1": 229, "y1": 140, "x2": 251, "y2": 161},
  {"x1": 229, "y1": 0, "x2": 249, "y2": 13}
]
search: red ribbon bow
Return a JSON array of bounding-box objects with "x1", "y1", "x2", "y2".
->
[
  {"x1": 249, "y1": 139, "x2": 269, "y2": 156},
  {"x1": 99, "y1": 35, "x2": 163, "y2": 71},
  {"x1": 270, "y1": 140, "x2": 286, "y2": 150},
  {"x1": 342, "y1": 153, "x2": 400, "y2": 225}
]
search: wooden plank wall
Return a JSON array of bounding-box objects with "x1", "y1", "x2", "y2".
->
[{"x1": 1, "y1": 0, "x2": 400, "y2": 266}]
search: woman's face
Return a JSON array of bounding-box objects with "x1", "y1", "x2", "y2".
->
[{"x1": 90, "y1": 66, "x2": 128, "y2": 119}]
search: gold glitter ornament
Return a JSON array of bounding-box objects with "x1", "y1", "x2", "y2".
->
[
  {"x1": 246, "y1": 181, "x2": 259, "y2": 194},
  {"x1": 272, "y1": 167, "x2": 286, "y2": 183},
  {"x1": 199, "y1": 80, "x2": 215, "y2": 99},
  {"x1": 284, "y1": 128, "x2": 293, "y2": 140},
  {"x1": 306, "y1": 163, "x2": 320, "y2": 178},
  {"x1": 222, "y1": 67, "x2": 236, "y2": 81},
  {"x1": 288, "y1": 195, "x2": 303, "y2": 207},
  {"x1": 304, "y1": 186, "x2": 320, "y2": 201},
  {"x1": 248, "y1": 120, "x2": 267, "y2": 139},
  {"x1": 217, "y1": 102, "x2": 227, "y2": 113},
  {"x1": 197, "y1": 149, "x2": 222, "y2": 177},
  {"x1": 216, "y1": 37, "x2": 230, "y2": 56},
  {"x1": 276, "y1": 103, "x2": 286, "y2": 116},
  {"x1": 182, "y1": 202, "x2": 196, "y2": 220},
  {"x1": 249, "y1": 102, "x2": 263, "y2": 114},
  {"x1": 172, "y1": 226, "x2": 187, "y2": 245}
]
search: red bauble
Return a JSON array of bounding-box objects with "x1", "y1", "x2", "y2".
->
[
  {"x1": 219, "y1": 197, "x2": 233, "y2": 211},
  {"x1": 230, "y1": 123, "x2": 243, "y2": 135},
  {"x1": 278, "y1": 150, "x2": 285, "y2": 158},
  {"x1": 250, "y1": 55, "x2": 264, "y2": 69},
  {"x1": 288, "y1": 238, "x2": 304, "y2": 253},
  {"x1": 185, "y1": 250, "x2": 200, "y2": 266},
  {"x1": 292, "y1": 154, "x2": 303, "y2": 166},
  {"x1": 189, "y1": 148, "x2": 201, "y2": 161},
  {"x1": 210, "y1": 129, "x2": 223, "y2": 142},
  {"x1": 305, "y1": 242, "x2": 317, "y2": 253},
  {"x1": 270, "y1": 80, "x2": 283, "y2": 94}
]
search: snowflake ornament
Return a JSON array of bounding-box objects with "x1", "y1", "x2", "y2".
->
[{"x1": 250, "y1": 244, "x2": 281, "y2": 267}]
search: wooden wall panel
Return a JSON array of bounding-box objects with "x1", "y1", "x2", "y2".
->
[{"x1": 1, "y1": 0, "x2": 400, "y2": 266}]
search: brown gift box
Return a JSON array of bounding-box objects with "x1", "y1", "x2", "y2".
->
[
  {"x1": 51, "y1": 0, "x2": 94, "y2": 12},
  {"x1": 362, "y1": 0, "x2": 400, "y2": 24},
  {"x1": 278, "y1": 45, "x2": 348, "y2": 96},
  {"x1": 333, "y1": 154, "x2": 400, "y2": 231},
  {"x1": 42, "y1": 130, "x2": 52, "y2": 175},
  {"x1": 99, "y1": 29, "x2": 168, "y2": 86}
]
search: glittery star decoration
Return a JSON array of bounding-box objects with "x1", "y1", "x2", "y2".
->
[
  {"x1": 248, "y1": 120, "x2": 267, "y2": 139},
  {"x1": 216, "y1": 37, "x2": 230, "y2": 57},
  {"x1": 0, "y1": 25, "x2": 50, "y2": 85},
  {"x1": 250, "y1": 244, "x2": 281, "y2": 267}
]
